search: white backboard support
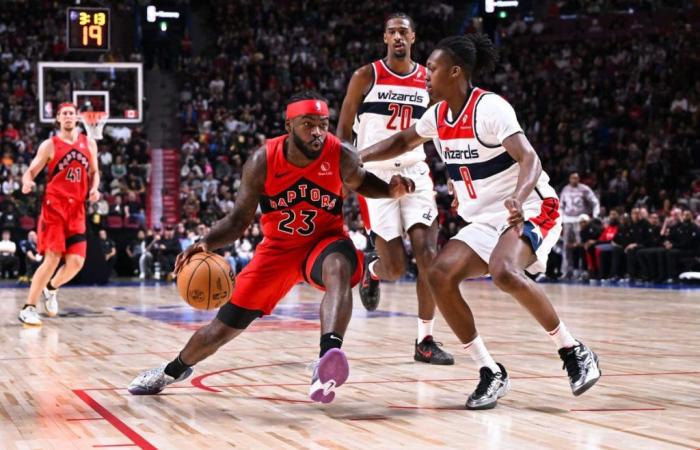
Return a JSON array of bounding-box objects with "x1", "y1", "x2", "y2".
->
[
  {"x1": 38, "y1": 61, "x2": 143, "y2": 124},
  {"x1": 72, "y1": 90, "x2": 111, "y2": 117}
]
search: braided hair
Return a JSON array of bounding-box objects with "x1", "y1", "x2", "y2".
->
[{"x1": 435, "y1": 34, "x2": 498, "y2": 80}]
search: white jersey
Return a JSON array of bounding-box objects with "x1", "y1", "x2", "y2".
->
[
  {"x1": 354, "y1": 59, "x2": 430, "y2": 171},
  {"x1": 416, "y1": 87, "x2": 557, "y2": 224}
]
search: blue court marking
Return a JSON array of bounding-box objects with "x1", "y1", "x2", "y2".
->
[{"x1": 113, "y1": 302, "x2": 413, "y2": 326}]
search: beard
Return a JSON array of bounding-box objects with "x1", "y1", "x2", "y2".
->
[
  {"x1": 392, "y1": 49, "x2": 407, "y2": 59},
  {"x1": 292, "y1": 130, "x2": 323, "y2": 160}
]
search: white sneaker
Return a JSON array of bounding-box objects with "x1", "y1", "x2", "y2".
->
[
  {"x1": 42, "y1": 288, "x2": 59, "y2": 317},
  {"x1": 18, "y1": 306, "x2": 42, "y2": 326},
  {"x1": 128, "y1": 362, "x2": 194, "y2": 395}
]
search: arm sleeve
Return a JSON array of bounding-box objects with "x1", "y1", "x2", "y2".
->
[
  {"x1": 415, "y1": 104, "x2": 439, "y2": 139},
  {"x1": 476, "y1": 94, "x2": 523, "y2": 144}
]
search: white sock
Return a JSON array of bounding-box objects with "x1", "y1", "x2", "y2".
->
[
  {"x1": 548, "y1": 321, "x2": 578, "y2": 350},
  {"x1": 463, "y1": 335, "x2": 499, "y2": 373},
  {"x1": 417, "y1": 318, "x2": 434, "y2": 341},
  {"x1": 368, "y1": 259, "x2": 380, "y2": 280}
]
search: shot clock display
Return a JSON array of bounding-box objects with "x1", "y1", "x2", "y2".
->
[{"x1": 67, "y1": 7, "x2": 110, "y2": 51}]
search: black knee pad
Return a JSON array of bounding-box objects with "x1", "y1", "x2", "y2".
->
[
  {"x1": 216, "y1": 302, "x2": 263, "y2": 329},
  {"x1": 308, "y1": 239, "x2": 358, "y2": 288}
]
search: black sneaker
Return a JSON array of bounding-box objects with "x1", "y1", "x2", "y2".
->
[
  {"x1": 466, "y1": 363, "x2": 510, "y2": 410},
  {"x1": 559, "y1": 342, "x2": 601, "y2": 396},
  {"x1": 414, "y1": 336, "x2": 454, "y2": 365},
  {"x1": 359, "y1": 251, "x2": 380, "y2": 311}
]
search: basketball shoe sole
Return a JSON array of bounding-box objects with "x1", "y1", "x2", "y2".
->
[{"x1": 309, "y1": 349, "x2": 349, "y2": 404}]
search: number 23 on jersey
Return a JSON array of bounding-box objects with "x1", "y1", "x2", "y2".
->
[{"x1": 277, "y1": 209, "x2": 317, "y2": 236}]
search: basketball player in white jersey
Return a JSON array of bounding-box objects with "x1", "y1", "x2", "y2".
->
[
  {"x1": 360, "y1": 34, "x2": 600, "y2": 410},
  {"x1": 338, "y1": 13, "x2": 453, "y2": 365}
]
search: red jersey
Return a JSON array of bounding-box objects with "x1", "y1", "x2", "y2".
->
[
  {"x1": 259, "y1": 134, "x2": 345, "y2": 246},
  {"x1": 46, "y1": 134, "x2": 91, "y2": 201}
]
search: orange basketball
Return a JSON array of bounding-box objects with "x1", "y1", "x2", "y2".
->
[{"x1": 176, "y1": 252, "x2": 235, "y2": 310}]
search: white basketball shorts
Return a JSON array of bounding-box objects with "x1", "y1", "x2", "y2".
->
[
  {"x1": 363, "y1": 161, "x2": 437, "y2": 242},
  {"x1": 452, "y1": 197, "x2": 562, "y2": 274}
]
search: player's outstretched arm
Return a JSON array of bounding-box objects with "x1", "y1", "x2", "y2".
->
[
  {"x1": 340, "y1": 143, "x2": 414, "y2": 199},
  {"x1": 358, "y1": 123, "x2": 428, "y2": 163},
  {"x1": 175, "y1": 148, "x2": 266, "y2": 274},
  {"x1": 21, "y1": 139, "x2": 53, "y2": 194},
  {"x1": 336, "y1": 64, "x2": 372, "y2": 143}
]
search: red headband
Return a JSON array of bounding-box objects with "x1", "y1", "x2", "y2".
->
[
  {"x1": 286, "y1": 99, "x2": 329, "y2": 119},
  {"x1": 57, "y1": 102, "x2": 77, "y2": 114}
]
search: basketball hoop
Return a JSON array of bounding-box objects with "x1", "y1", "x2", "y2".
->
[{"x1": 79, "y1": 111, "x2": 109, "y2": 141}]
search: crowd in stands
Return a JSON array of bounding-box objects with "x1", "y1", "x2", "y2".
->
[
  {"x1": 0, "y1": 1, "x2": 698, "y2": 285},
  {"x1": 0, "y1": 1, "x2": 150, "y2": 280}
]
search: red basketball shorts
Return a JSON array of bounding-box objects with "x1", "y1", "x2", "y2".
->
[
  {"x1": 230, "y1": 235, "x2": 364, "y2": 315},
  {"x1": 37, "y1": 194, "x2": 87, "y2": 258}
]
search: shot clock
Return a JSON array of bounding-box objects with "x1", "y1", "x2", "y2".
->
[{"x1": 67, "y1": 7, "x2": 110, "y2": 51}]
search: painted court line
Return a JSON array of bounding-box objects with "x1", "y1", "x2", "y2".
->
[{"x1": 73, "y1": 389, "x2": 156, "y2": 450}]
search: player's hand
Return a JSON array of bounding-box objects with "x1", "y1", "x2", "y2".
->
[
  {"x1": 389, "y1": 175, "x2": 415, "y2": 198},
  {"x1": 447, "y1": 179, "x2": 459, "y2": 209},
  {"x1": 21, "y1": 179, "x2": 35, "y2": 194},
  {"x1": 89, "y1": 188, "x2": 101, "y2": 204},
  {"x1": 174, "y1": 241, "x2": 208, "y2": 275},
  {"x1": 504, "y1": 197, "x2": 524, "y2": 227}
]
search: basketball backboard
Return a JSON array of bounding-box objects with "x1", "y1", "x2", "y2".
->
[{"x1": 38, "y1": 62, "x2": 143, "y2": 124}]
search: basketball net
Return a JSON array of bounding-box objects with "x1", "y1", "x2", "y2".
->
[{"x1": 79, "y1": 111, "x2": 109, "y2": 141}]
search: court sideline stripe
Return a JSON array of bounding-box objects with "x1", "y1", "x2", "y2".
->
[{"x1": 73, "y1": 389, "x2": 156, "y2": 450}]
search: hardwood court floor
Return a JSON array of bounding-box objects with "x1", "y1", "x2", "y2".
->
[{"x1": 1, "y1": 280, "x2": 699, "y2": 449}]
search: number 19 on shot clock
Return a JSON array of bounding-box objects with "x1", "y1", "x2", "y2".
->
[{"x1": 67, "y1": 7, "x2": 110, "y2": 51}]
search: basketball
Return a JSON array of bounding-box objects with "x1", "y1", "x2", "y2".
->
[{"x1": 176, "y1": 252, "x2": 235, "y2": 310}]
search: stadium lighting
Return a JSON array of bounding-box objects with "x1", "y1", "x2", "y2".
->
[
  {"x1": 160, "y1": 21, "x2": 167, "y2": 31},
  {"x1": 146, "y1": 5, "x2": 181, "y2": 23},
  {"x1": 485, "y1": 0, "x2": 519, "y2": 14}
]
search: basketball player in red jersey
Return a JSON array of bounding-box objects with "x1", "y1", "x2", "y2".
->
[
  {"x1": 360, "y1": 35, "x2": 600, "y2": 409},
  {"x1": 129, "y1": 91, "x2": 415, "y2": 403},
  {"x1": 19, "y1": 103, "x2": 101, "y2": 326},
  {"x1": 337, "y1": 13, "x2": 453, "y2": 365}
]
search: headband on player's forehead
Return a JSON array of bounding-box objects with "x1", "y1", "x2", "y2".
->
[
  {"x1": 57, "y1": 102, "x2": 77, "y2": 114},
  {"x1": 286, "y1": 99, "x2": 329, "y2": 120}
]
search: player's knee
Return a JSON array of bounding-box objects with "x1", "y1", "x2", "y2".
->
[
  {"x1": 216, "y1": 302, "x2": 263, "y2": 331},
  {"x1": 412, "y1": 245, "x2": 436, "y2": 271},
  {"x1": 380, "y1": 255, "x2": 405, "y2": 281},
  {"x1": 322, "y1": 254, "x2": 353, "y2": 288},
  {"x1": 44, "y1": 251, "x2": 62, "y2": 266},
  {"x1": 427, "y1": 261, "x2": 454, "y2": 293},
  {"x1": 490, "y1": 261, "x2": 525, "y2": 292},
  {"x1": 67, "y1": 255, "x2": 85, "y2": 270}
]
